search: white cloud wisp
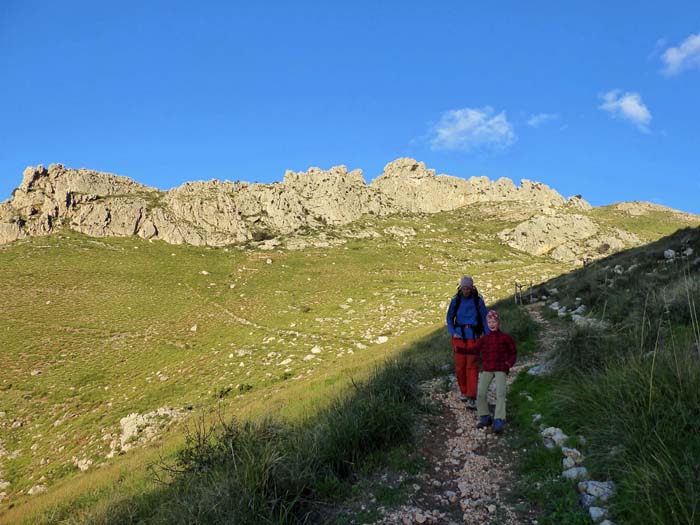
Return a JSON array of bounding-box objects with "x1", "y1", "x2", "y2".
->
[
  {"x1": 430, "y1": 107, "x2": 515, "y2": 151},
  {"x1": 661, "y1": 33, "x2": 700, "y2": 75},
  {"x1": 527, "y1": 112, "x2": 560, "y2": 127},
  {"x1": 599, "y1": 90, "x2": 652, "y2": 132}
]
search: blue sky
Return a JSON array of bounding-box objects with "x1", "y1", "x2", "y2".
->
[{"x1": 1, "y1": 1, "x2": 699, "y2": 213}]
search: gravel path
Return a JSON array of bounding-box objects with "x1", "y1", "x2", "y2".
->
[{"x1": 368, "y1": 304, "x2": 562, "y2": 525}]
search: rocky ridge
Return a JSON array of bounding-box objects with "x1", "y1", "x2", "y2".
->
[{"x1": 1, "y1": 158, "x2": 696, "y2": 262}]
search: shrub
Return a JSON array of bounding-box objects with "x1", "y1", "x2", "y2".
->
[{"x1": 97, "y1": 358, "x2": 433, "y2": 524}]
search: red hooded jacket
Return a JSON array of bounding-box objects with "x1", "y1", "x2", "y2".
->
[{"x1": 473, "y1": 329, "x2": 517, "y2": 373}]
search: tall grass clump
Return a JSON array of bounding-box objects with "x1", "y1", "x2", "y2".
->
[
  {"x1": 150, "y1": 418, "x2": 304, "y2": 525},
  {"x1": 94, "y1": 356, "x2": 438, "y2": 524},
  {"x1": 554, "y1": 349, "x2": 700, "y2": 525},
  {"x1": 544, "y1": 252, "x2": 700, "y2": 524},
  {"x1": 315, "y1": 359, "x2": 421, "y2": 478}
]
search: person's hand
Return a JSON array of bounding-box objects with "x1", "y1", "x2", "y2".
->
[{"x1": 452, "y1": 333, "x2": 460, "y2": 338}]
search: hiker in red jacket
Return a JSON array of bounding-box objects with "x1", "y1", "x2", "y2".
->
[
  {"x1": 446, "y1": 276, "x2": 490, "y2": 409},
  {"x1": 474, "y1": 310, "x2": 517, "y2": 433}
]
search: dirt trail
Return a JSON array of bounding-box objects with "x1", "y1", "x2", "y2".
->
[{"x1": 364, "y1": 304, "x2": 562, "y2": 525}]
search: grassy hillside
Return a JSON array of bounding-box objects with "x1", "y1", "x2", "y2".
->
[
  {"x1": 0, "y1": 203, "x2": 695, "y2": 522},
  {"x1": 508, "y1": 225, "x2": 700, "y2": 524},
  {"x1": 0, "y1": 205, "x2": 565, "y2": 521}
]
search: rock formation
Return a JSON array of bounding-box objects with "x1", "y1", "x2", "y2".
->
[
  {"x1": 370, "y1": 158, "x2": 586, "y2": 213},
  {"x1": 1, "y1": 157, "x2": 694, "y2": 263}
]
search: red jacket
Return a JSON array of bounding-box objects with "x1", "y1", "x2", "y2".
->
[{"x1": 473, "y1": 330, "x2": 517, "y2": 373}]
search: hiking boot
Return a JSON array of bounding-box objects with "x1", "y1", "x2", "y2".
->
[
  {"x1": 493, "y1": 418, "x2": 505, "y2": 434},
  {"x1": 466, "y1": 398, "x2": 477, "y2": 410},
  {"x1": 460, "y1": 394, "x2": 469, "y2": 402},
  {"x1": 476, "y1": 415, "x2": 492, "y2": 429}
]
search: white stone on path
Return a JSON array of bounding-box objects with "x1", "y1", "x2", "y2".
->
[
  {"x1": 562, "y1": 446, "x2": 584, "y2": 463},
  {"x1": 541, "y1": 426, "x2": 568, "y2": 447},
  {"x1": 589, "y1": 506, "x2": 608, "y2": 522},
  {"x1": 586, "y1": 480, "x2": 616, "y2": 501},
  {"x1": 562, "y1": 466, "x2": 588, "y2": 480}
]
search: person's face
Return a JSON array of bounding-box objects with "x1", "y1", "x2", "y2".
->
[
  {"x1": 460, "y1": 285, "x2": 472, "y2": 297},
  {"x1": 487, "y1": 317, "x2": 499, "y2": 331}
]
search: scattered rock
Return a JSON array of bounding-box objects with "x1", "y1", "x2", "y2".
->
[
  {"x1": 528, "y1": 362, "x2": 554, "y2": 376},
  {"x1": 541, "y1": 427, "x2": 568, "y2": 448},
  {"x1": 585, "y1": 480, "x2": 616, "y2": 501},
  {"x1": 589, "y1": 506, "x2": 608, "y2": 522},
  {"x1": 28, "y1": 484, "x2": 47, "y2": 495},
  {"x1": 107, "y1": 407, "x2": 184, "y2": 458},
  {"x1": 562, "y1": 447, "x2": 584, "y2": 464},
  {"x1": 74, "y1": 457, "x2": 93, "y2": 472},
  {"x1": 562, "y1": 467, "x2": 589, "y2": 480}
]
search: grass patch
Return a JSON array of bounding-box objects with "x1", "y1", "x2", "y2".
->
[
  {"x1": 21, "y1": 328, "x2": 451, "y2": 524},
  {"x1": 510, "y1": 225, "x2": 700, "y2": 525},
  {"x1": 83, "y1": 353, "x2": 446, "y2": 524}
]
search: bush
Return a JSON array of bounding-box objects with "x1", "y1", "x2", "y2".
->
[
  {"x1": 554, "y1": 349, "x2": 700, "y2": 525},
  {"x1": 98, "y1": 358, "x2": 433, "y2": 524}
]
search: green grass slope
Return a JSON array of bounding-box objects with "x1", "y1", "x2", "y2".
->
[
  {"x1": 508, "y1": 225, "x2": 700, "y2": 524},
  {"x1": 0, "y1": 203, "x2": 694, "y2": 522}
]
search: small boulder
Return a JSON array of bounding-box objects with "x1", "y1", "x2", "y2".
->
[
  {"x1": 541, "y1": 426, "x2": 568, "y2": 447},
  {"x1": 562, "y1": 466, "x2": 589, "y2": 480},
  {"x1": 589, "y1": 506, "x2": 608, "y2": 523}
]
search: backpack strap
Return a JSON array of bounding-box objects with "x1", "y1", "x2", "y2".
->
[
  {"x1": 451, "y1": 292, "x2": 467, "y2": 341},
  {"x1": 472, "y1": 288, "x2": 484, "y2": 337}
]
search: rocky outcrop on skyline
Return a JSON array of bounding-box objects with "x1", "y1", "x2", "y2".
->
[
  {"x1": 370, "y1": 158, "x2": 589, "y2": 213},
  {"x1": 0, "y1": 158, "x2": 584, "y2": 246},
  {"x1": 1, "y1": 158, "x2": 696, "y2": 262}
]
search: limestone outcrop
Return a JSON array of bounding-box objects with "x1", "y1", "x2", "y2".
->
[
  {"x1": 498, "y1": 213, "x2": 642, "y2": 263},
  {"x1": 0, "y1": 157, "x2": 672, "y2": 266},
  {"x1": 0, "y1": 164, "x2": 157, "y2": 244},
  {"x1": 370, "y1": 158, "x2": 584, "y2": 213}
]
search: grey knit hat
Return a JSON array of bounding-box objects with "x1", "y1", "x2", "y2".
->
[{"x1": 459, "y1": 276, "x2": 474, "y2": 288}]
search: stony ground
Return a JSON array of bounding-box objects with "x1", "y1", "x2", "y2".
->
[{"x1": 352, "y1": 304, "x2": 566, "y2": 525}]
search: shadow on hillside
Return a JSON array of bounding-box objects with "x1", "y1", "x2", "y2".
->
[
  {"x1": 33, "y1": 329, "x2": 453, "y2": 524},
  {"x1": 17, "y1": 226, "x2": 700, "y2": 524}
]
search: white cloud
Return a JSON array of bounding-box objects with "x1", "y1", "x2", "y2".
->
[
  {"x1": 599, "y1": 90, "x2": 652, "y2": 132},
  {"x1": 430, "y1": 107, "x2": 515, "y2": 151},
  {"x1": 527, "y1": 113, "x2": 560, "y2": 128},
  {"x1": 661, "y1": 33, "x2": 700, "y2": 75}
]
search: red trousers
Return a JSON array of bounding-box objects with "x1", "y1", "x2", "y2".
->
[{"x1": 451, "y1": 338, "x2": 478, "y2": 398}]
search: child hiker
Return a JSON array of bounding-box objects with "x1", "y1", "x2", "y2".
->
[
  {"x1": 475, "y1": 310, "x2": 517, "y2": 433},
  {"x1": 446, "y1": 276, "x2": 490, "y2": 409}
]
